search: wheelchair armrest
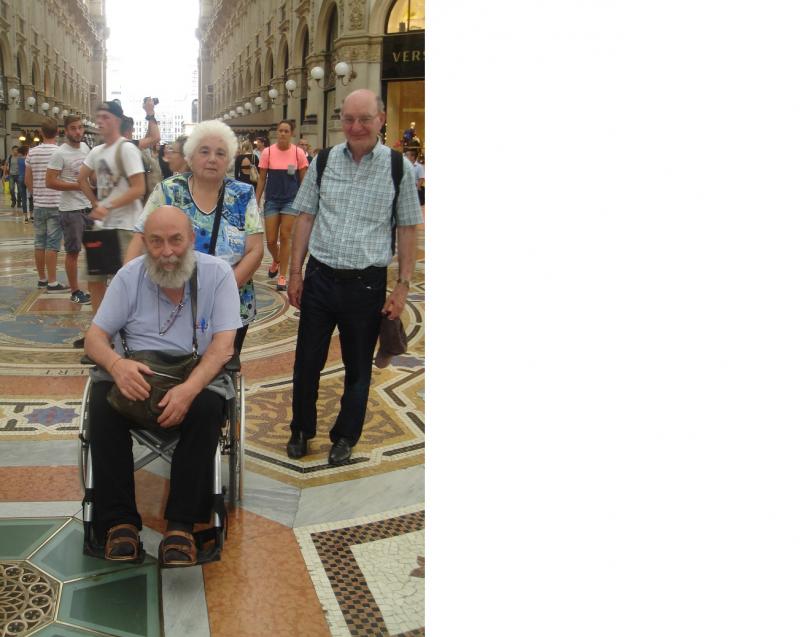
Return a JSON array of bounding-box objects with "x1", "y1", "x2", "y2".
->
[{"x1": 224, "y1": 354, "x2": 241, "y2": 373}]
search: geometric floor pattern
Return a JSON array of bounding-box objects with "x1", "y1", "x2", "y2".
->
[
  {"x1": 0, "y1": 194, "x2": 425, "y2": 636},
  {"x1": 0, "y1": 517, "x2": 160, "y2": 636}
]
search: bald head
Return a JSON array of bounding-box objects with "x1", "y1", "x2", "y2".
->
[
  {"x1": 342, "y1": 89, "x2": 384, "y2": 115},
  {"x1": 144, "y1": 205, "x2": 193, "y2": 237}
]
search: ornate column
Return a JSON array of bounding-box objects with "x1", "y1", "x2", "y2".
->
[{"x1": 302, "y1": 53, "x2": 325, "y2": 148}]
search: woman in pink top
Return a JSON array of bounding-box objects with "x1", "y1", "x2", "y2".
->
[{"x1": 254, "y1": 120, "x2": 308, "y2": 291}]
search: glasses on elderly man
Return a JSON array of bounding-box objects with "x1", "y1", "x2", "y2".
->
[{"x1": 341, "y1": 115, "x2": 377, "y2": 127}]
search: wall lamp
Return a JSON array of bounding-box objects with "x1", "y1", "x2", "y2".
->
[
  {"x1": 41, "y1": 102, "x2": 50, "y2": 112},
  {"x1": 267, "y1": 87, "x2": 279, "y2": 105},
  {"x1": 51, "y1": 106, "x2": 60, "y2": 116},
  {"x1": 287, "y1": 66, "x2": 325, "y2": 97},
  {"x1": 254, "y1": 96, "x2": 264, "y2": 110},
  {"x1": 335, "y1": 61, "x2": 357, "y2": 85},
  {"x1": 244, "y1": 102, "x2": 253, "y2": 112},
  {"x1": 8, "y1": 88, "x2": 19, "y2": 106},
  {"x1": 308, "y1": 66, "x2": 325, "y2": 88},
  {"x1": 25, "y1": 96, "x2": 36, "y2": 111}
]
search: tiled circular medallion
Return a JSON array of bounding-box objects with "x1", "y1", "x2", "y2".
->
[{"x1": 0, "y1": 561, "x2": 59, "y2": 635}]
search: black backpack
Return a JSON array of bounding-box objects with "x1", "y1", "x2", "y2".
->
[{"x1": 315, "y1": 146, "x2": 404, "y2": 254}]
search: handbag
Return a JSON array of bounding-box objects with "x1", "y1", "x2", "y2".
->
[
  {"x1": 107, "y1": 267, "x2": 200, "y2": 430},
  {"x1": 249, "y1": 152, "x2": 258, "y2": 183},
  {"x1": 82, "y1": 228, "x2": 122, "y2": 275}
]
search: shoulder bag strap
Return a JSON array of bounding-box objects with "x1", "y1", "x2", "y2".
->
[
  {"x1": 189, "y1": 266, "x2": 198, "y2": 357},
  {"x1": 207, "y1": 182, "x2": 226, "y2": 256}
]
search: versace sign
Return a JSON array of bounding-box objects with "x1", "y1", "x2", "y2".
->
[{"x1": 382, "y1": 32, "x2": 425, "y2": 81}]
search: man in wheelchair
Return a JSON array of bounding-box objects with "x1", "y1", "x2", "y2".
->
[{"x1": 84, "y1": 205, "x2": 242, "y2": 567}]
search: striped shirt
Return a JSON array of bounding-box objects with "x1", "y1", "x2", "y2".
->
[
  {"x1": 26, "y1": 143, "x2": 61, "y2": 208},
  {"x1": 291, "y1": 141, "x2": 423, "y2": 269}
]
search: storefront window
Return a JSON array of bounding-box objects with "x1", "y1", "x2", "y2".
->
[
  {"x1": 386, "y1": 0, "x2": 425, "y2": 33},
  {"x1": 385, "y1": 80, "x2": 424, "y2": 153}
]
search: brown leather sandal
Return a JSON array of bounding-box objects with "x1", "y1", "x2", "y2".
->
[
  {"x1": 104, "y1": 523, "x2": 141, "y2": 562},
  {"x1": 158, "y1": 529, "x2": 198, "y2": 568}
]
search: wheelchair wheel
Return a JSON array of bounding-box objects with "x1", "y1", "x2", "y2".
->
[{"x1": 77, "y1": 377, "x2": 92, "y2": 490}]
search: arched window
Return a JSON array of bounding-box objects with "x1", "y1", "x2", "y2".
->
[{"x1": 386, "y1": 0, "x2": 425, "y2": 33}]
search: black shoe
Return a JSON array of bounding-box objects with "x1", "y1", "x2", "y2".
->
[
  {"x1": 328, "y1": 439, "x2": 352, "y2": 465},
  {"x1": 287, "y1": 431, "x2": 309, "y2": 459},
  {"x1": 73, "y1": 337, "x2": 85, "y2": 349},
  {"x1": 37, "y1": 280, "x2": 48, "y2": 288}
]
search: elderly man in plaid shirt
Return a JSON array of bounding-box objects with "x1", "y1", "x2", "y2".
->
[{"x1": 286, "y1": 89, "x2": 423, "y2": 465}]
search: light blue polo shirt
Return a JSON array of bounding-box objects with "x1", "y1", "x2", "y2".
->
[{"x1": 93, "y1": 251, "x2": 242, "y2": 355}]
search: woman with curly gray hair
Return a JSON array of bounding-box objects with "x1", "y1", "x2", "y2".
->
[{"x1": 125, "y1": 120, "x2": 264, "y2": 354}]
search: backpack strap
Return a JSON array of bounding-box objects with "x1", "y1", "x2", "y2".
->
[
  {"x1": 389, "y1": 149, "x2": 404, "y2": 255},
  {"x1": 315, "y1": 147, "x2": 332, "y2": 189},
  {"x1": 114, "y1": 140, "x2": 130, "y2": 186}
]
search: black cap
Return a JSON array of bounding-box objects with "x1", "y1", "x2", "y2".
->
[{"x1": 96, "y1": 100, "x2": 124, "y2": 119}]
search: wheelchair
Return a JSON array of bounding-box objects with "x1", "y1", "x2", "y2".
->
[{"x1": 78, "y1": 355, "x2": 245, "y2": 565}]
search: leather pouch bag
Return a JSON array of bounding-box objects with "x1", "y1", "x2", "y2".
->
[{"x1": 107, "y1": 351, "x2": 199, "y2": 430}]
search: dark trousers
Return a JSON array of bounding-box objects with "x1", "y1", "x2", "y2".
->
[
  {"x1": 290, "y1": 256, "x2": 386, "y2": 445},
  {"x1": 17, "y1": 177, "x2": 26, "y2": 214},
  {"x1": 8, "y1": 177, "x2": 18, "y2": 206},
  {"x1": 89, "y1": 381, "x2": 224, "y2": 540}
]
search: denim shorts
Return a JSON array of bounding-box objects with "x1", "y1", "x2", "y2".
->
[
  {"x1": 33, "y1": 207, "x2": 63, "y2": 251},
  {"x1": 263, "y1": 200, "x2": 298, "y2": 218}
]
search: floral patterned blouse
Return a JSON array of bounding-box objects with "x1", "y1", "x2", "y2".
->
[{"x1": 136, "y1": 174, "x2": 264, "y2": 324}]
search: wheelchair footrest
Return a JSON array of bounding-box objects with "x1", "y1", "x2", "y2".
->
[{"x1": 194, "y1": 527, "x2": 223, "y2": 565}]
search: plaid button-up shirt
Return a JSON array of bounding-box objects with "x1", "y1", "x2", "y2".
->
[{"x1": 292, "y1": 141, "x2": 423, "y2": 269}]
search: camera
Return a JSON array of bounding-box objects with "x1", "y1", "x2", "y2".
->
[{"x1": 143, "y1": 96, "x2": 159, "y2": 106}]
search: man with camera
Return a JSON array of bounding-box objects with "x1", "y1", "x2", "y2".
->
[{"x1": 120, "y1": 98, "x2": 162, "y2": 205}]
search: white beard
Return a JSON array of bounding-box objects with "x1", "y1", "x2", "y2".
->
[{"x1": 144, "y1": 249, "x2": 197, "y2": 289}]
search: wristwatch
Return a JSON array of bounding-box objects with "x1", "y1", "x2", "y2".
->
[
  {"x1": 145, "y1": 114, "x2": 157, "y2": 122},
  {"x1": 396, "y1": 278, "x2": 411, "y2": 288}
]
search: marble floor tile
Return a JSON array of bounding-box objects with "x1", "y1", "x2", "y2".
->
[
  {"x1": 203, "y1": 506, "x2": 329, "y2": 637},
  {"x1": 294, "y1": 464, "x2": 425, "y2": 527},
  {"x1": 161, "y1": 560, "x2": 211, "y2": 637},
  {"x1": 0, "y1": 439, "x2": 80, "y2": 466},
  {"x1": 0, "y1": 466, "x2": 84, "y2": 501},
  {"x1": 0, "y1": 500, "x2": 81, "y2": 518},
  {"x1": 238, "y1": 467, "x2": 301, "y2": 527}
]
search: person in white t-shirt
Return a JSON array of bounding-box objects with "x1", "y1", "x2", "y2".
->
[
  {"x1": 46, "y1": 115, "x2": 92, "y2": 307},
  {"x1": 77, "y1": 100, "x2": 145, "y2": 316}
]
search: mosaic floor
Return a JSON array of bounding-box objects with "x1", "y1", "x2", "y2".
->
[{"x1": 0, "y1": 196, "x2": 425, "y2": 636}]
